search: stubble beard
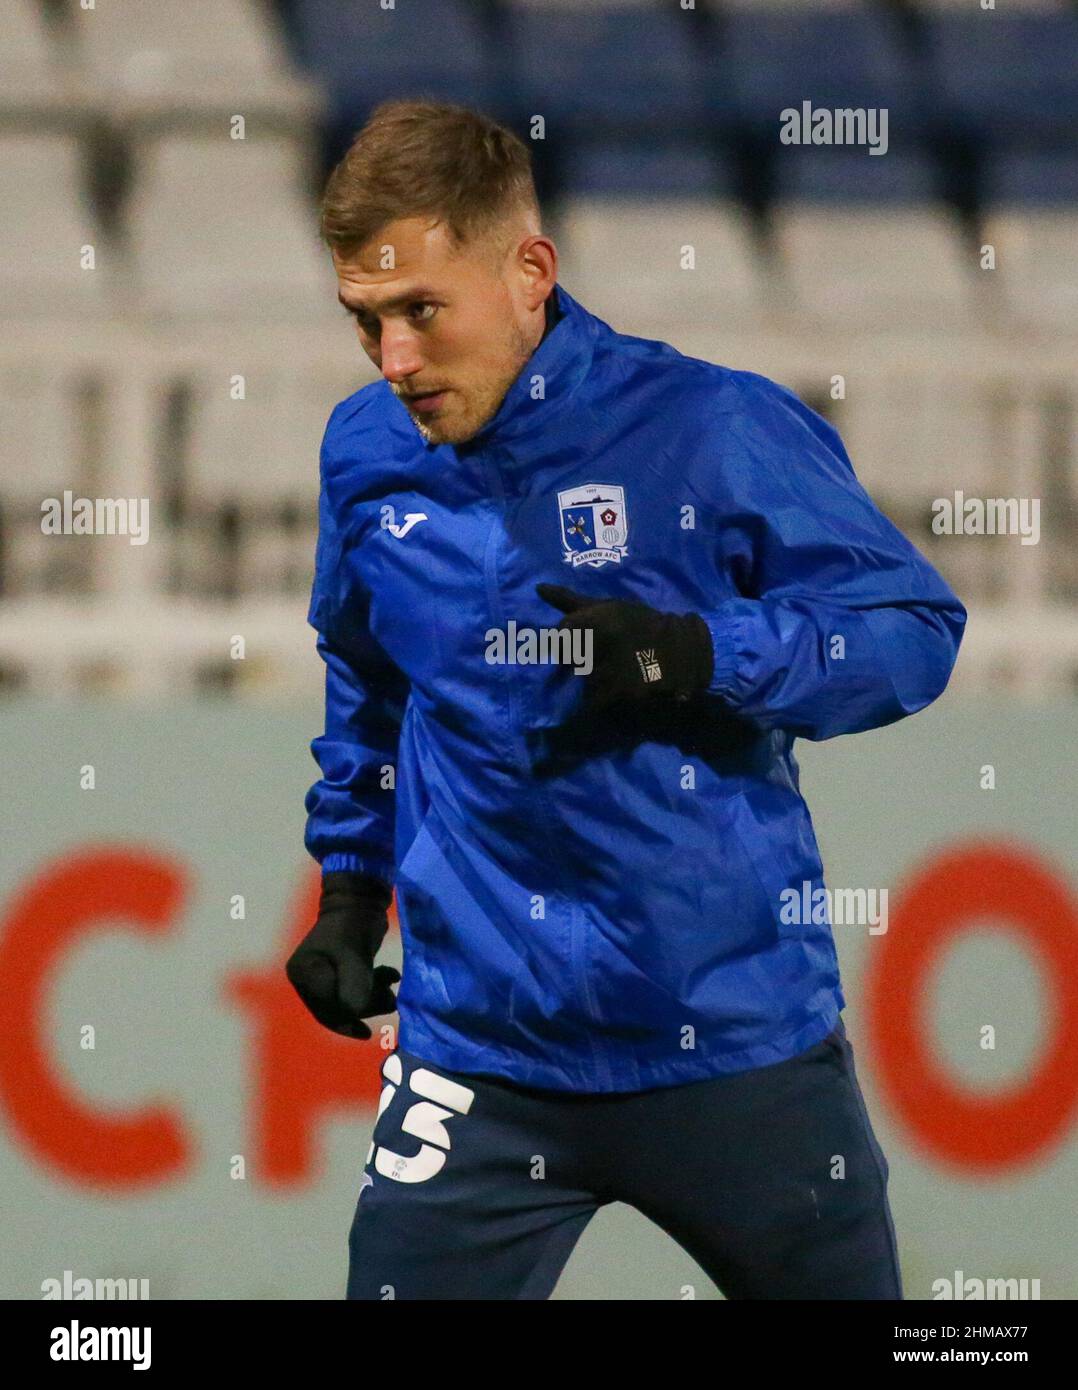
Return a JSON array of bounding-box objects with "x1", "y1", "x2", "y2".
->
[{"x1": 411, "y1": 316, "x2": 537, "y2": 447}]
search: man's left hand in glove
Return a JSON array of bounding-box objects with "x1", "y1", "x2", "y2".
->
[{"x1": 536, "y1": 583, "x2": 715, "y2": 712}]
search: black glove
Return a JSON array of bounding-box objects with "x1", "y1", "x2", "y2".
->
[
  {"x1": 536, "y1": 583, "x2": 714, "y2": 712},
  {"x1": 285, "y1": 871, "x2": 400, "y2": 1039}
]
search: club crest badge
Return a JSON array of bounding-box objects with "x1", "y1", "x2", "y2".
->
[{"x1": 557, "y1": 483, "x2": 629, "y2": 568}]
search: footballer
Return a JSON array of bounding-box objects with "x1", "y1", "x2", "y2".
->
[{"x1": 286, "y1": 101, "x2": 966, "y2": 1300}]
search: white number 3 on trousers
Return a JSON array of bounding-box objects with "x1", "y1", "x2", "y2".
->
[{"x1": 366, "y1": 1052, "x2": 475, "y2": 1183}]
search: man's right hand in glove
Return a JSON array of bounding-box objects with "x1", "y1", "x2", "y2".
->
[{"x1": 285, "y1": 870, "x2": 400, "y2": 1039}]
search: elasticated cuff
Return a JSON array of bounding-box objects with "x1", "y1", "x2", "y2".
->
[
  {"x1": 701, "y1": 613, "x2": 741, "y2": 699},
  {"x1": 320, "y1": 852, "x2": 396, "y2": 886}
]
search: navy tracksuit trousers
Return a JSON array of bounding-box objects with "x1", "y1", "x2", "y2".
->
[{"x1": 346, "y1": 1015, "x2": 903, "y2": 1300}]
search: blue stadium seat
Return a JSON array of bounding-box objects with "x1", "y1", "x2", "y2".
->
[
  {"x1": 288, "y1": 0, "x2": 496, "y2": 126},
  {"x1": 562, "y1": 138, "x2": 735, "y2": 201},
  {"x1": 504, "y1": 4, "x2": 709, "y2": 138},
  {"x1": 773, "y1": 148, "x2": 939, "y2": 205},
  {"x1": 924, "y1": 12, "x2": 1078, "y2": 148},
  {"x1": 720, "y1": 9, "x2": 925, "y2": 142},
  {"x1": 983, "y1": 154, "x2": 1078, "y2": 207}
]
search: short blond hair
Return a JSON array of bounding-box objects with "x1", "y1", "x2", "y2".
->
[{"x1": 321, "y1": 100, "x2": 540, "y2": 262}]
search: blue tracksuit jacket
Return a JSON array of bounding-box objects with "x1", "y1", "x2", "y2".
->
[{"x1": 304, "y1": 282, "x2": 966, "y2": 1092}]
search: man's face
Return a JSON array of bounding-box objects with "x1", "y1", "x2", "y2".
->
[{"x1": 333, "y1": 217, "x2": 551, "y2": 446}]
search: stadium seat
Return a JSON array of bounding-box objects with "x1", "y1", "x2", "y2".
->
[
  {"x1": 556, "y1": 138, "x2": 769, "y2": 330},
  {"x1": 983, "y1": 153, "x2": 1078, "y2": 208},
  {"x1": 288, "y1": 0, "x2": 495, "y2": 131},
  {"x1": 774, "y1": 208, "x2": 976, "y2": 330},
  {"x1": 980, "y1": 153, "x2": 1078, "y2": 336},
  {"x1": 504, "y1": 2, "x2": 708, "y2": 137},
  {"x1": 720, "y1": 8, "x2": 924, "y2": 142},
  {"x1": 71, "y1": 0, "x2": 298, "y2": 99},
  {"x1": 720, "y1": 0, "x2": 859, "y2": 9},
  {"x1": 770, "y1": 151, "x2": 976, "y2": 331},
  {"x1": 0, "y1": 131, "x2": 115, "y2": 319},
  {"x1": 923, "y1": 12, "x2": 1078, "y2": 149},
  {"x1": 982, "y1": 212, "x2": 1078, "y2": 338},
  {"x1": 774, "y1": 148, "x2": 938, "y2": 204},
  {"x1": 562, "y1": 137, "x2": 732, "y2": 202},
  {"x1": 914, "y1": 0, "x2": 1066, "y2": 12},
  {"x1": 508, "y1": 0, "x2": 661, "y2": 8},
  {"x1": 126, "y1": 133, "x2": 336, "y2": 322},
  {"x1": 559, "y1": 198, "x2": 769, "y2": 334},
  {"x1": 0, "y1": 0, "x2": 63, "y2": 112}
]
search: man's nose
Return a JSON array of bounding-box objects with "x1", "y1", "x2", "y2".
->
[{"x1": 378, "y1": 324, "x2": 424, "y2": 383}]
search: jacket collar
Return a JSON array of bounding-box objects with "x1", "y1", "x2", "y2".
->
[{"x1": 429, "y1": 282, "x2": 599, "y2": 457}]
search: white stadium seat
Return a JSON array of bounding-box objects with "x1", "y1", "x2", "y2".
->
[
  {"x1": 71, "y1": 0, "x2": 292, "y2": 96},
  {"x1": 126, "y1": 133, "x2": 336, "y2": 323},
  {"x1": 0, "y1": 132, "x2": 114, "y2": 319},
  {"x1": 773, "y1": 207, "x2": 978, "y2": 332},
  {"x1": 983, "y1": 212, "x2": 1078, "y2": 338},
  {"x1": 558, "y1": 199, "x2": 770, "y2": 335},
  {"x1": 0, "y1": 0, "x2": 59, "y2": 107}
]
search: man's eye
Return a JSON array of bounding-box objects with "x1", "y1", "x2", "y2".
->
[{"x1": 345, "y1": 305, "x2": 435, "y2": 330}]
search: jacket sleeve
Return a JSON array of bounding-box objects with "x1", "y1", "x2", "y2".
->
[
  {"x1": 304, "y1": 423, "x2": 410, "y2": 882},
  {"x1": 697, "y1": 374, "x2": 967, "y2": 741}
]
